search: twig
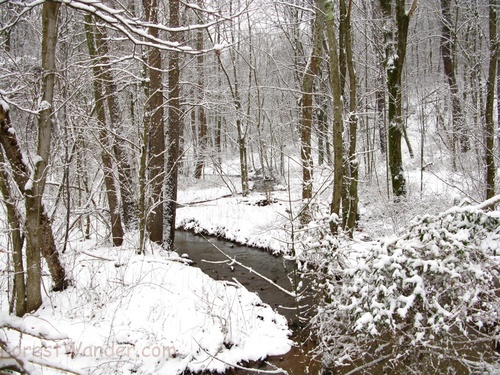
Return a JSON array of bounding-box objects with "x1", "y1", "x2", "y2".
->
[
  {"x1": 81, "y1": 251, "x2": 114, "y2": 262},
  {"x1": 200, "y1": 234, "x2": 296, "y2": 298},
  {"x1": 193, "y1": 338, "x2": 289, "y2": 374}
]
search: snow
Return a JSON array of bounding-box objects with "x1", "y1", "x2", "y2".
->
[
  {"x1": 0, "y1": 236, "x2": 292, "y2": 374},
  {"x1": 213, "y1": 43, "x2": 225, "y2": 51},
  {"x1": 0, "y1": 99, "x2": 9, "y2": 113},
  {"x1": 176, "y1": 176, "x2": 290, "y2": 254},
  {"x1": 38, "y1": 100, "x2": 51, "y2": 112}
]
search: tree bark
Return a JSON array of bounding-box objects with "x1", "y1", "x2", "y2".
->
[
  {"x1": 343, "y1": 0, "x2": 359, "y2": 236},
  {"x1": 321, "y1": 0, "x2": 344, "y2": 233},
  {"x1": 84, "y1": 15, "x2": 124, "y2": 247},
  {"x1": 0, "y1": 150, "x2": 26, "y2": 317},
  {"x1": 299, "y1": 3, "x2": 323, "y2": 225},
  {"x1": 0, "y1": 110, "x2": 68, "y2": 312},
  {"x1": 485, "y1": 0, "x2": 498, "y2": 200},
  {"x1": 30, "y1": 2, "x2": 68, "y2": 306},
  {"x1": 194, "y1": 0, "x2": 208, "y2": 180},
  {"x1": 164, "y1": 0, "x2": 182, "y2": 249},
  {"x1": 143, "y1": 0, "x2": 165, "y2": 244},
  {"x1": 440, "y1": 0, "x2": 468, "y2": 156},
  {"x1": 379, "y1": 0, "x2": 416, "y2": 198}
]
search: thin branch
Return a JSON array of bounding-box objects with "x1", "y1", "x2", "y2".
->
[
  {"x1": 193, "y1": 338, "x2": 289, "y2": 374},
  {"x1": 200, "y1": 234, "x2": 297, "y2": 297}
]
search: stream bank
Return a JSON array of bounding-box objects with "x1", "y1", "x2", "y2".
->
[{"x1": 174, "y1": 230, "x2": 322, "y2": 374}]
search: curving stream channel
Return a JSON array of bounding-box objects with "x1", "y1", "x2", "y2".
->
[{"x1": 174, "y1": 230, "x2": 321, "y2": 374}]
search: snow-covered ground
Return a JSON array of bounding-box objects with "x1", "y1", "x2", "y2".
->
[{"x1": 0, "y1": 235, "x2": 292, "y2": 374}]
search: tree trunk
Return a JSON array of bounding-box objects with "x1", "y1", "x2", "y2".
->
[
  {"x1": 84, "y1": 16, "x2": 124, "y2": 247},
  {"x1": 379, "y1": 0, "x2": 416, "y2": 198},
  {"x1": 317, "y1": 103, "x2": 327, "y2": 165},
  {"x1": 440, "y1": 0, "x2": 468, "y2": 156},
  {"x1": 143, "y1": 0, "x2": 165, "y2": 244},
  {"x1": 93, "y1": 24, "x2": 137, "y2": 230},
  {"x1": 321, "y1": 0, "x2": 344, "y2": 233},
  {"x1": 212, "y1": 7, "x2": 249, "y2": 197},
  {"x1": 164, "y1": 0, "x2": 182, "y2": 249},
  {"x1": 299, "y1": 3, "x2": 323, "y2": 225},
  {"x1": 194, "y1": 0, "x2": 208, "y2": 180},
  {"x1": 343, "y1": 0, "x2": 359, "y2": 236},
  {"x1": 0, "y1": 110, "x2": 68, "y2": 312},
  {"x1": 29, "y1": 1, "x2": 68, "y2": 307},
  {"x1": 485, "y1": 0, "x2": 498, "y2": 200},
  {"x1": 0, "y1": 150, "x2": 26, "y2": 317}
]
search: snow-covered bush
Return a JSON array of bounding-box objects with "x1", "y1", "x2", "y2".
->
[{"x1": 312, "y1": 204, "x2": 500, "y2": 374}]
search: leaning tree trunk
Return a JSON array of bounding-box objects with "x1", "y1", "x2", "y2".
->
[
  {"x1": 299, "y1": 3, "x2": 323, "y2": 225},
  {"x1": 485, "y1": 0, "x2": 498, "y2": 200},
  {"x1": 0, "y1": 108, "x2": 68, "y2": 312},
  {"x1": 84, "y1": 16, "x2": 124, "y2": 247}
]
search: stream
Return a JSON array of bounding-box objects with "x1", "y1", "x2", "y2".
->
[{"x1": 174, "y1": 230, "x2": 321, "y2": 374}]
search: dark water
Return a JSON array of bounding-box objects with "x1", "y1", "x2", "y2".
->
[{"x1": 174, "y1": 230, "x2": 321, "y2": 374}]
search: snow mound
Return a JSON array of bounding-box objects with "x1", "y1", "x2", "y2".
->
[{"x1": 2, "y1": 240, "x2": 292, "y2": 374}]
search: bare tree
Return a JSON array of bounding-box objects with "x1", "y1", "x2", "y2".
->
[
  {"x1": 164, "y1": 0, "x2": 182, "y2": 249},
  {"x1": 485, "y1": 0, "x2": 498, "y2": 200},
  {"x1": 440, "y1": 0, "x2": 468, "y2": 162},
  {"x1": 299, "y1": 2, "x2": 323, "y2": 224},
  {"x1": 143, "y1": 0, "x2": 165, "y2": 245},
  {"x1": 194, "y1": 0, "x2": 208, "y2": 179},
  {"x1": 93, "y1": 23, "x2": 138, "y2": 230},
  {"x1": 84, "y1": 15, "x2": 124, "y2": 247},
  {"x1": 0, "y1": 150, "x2": 25, "y2": 316},
  {"x1": 320, "y1": 0, "x2": 344, "y2": 232},
  {"x1": 379, "y1": 0, "x2": 417, "y2": 198},
  {"x1": 342, "y1": 0, "x2": 359, "y2": 236}
]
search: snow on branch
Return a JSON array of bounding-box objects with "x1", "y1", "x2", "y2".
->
[
  {"x1": 66, "y1": 0, "x2": 235, "y2": 53},
  {"x1": 474, "y1": 194, "x2": 500, "y2": 211},
  {"x1": 3, "y1": 0, "x2": 238, "y2": 53}
]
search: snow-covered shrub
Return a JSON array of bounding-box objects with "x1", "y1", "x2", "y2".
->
[{"x1": 313, "y1": 205, "x2": 500, "y2": 374}]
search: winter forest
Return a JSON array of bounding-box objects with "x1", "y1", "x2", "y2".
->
[{"x1": 1, "y1": 0, "x2": 500, "y2": 373}]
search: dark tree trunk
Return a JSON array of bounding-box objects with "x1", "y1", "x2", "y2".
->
[
  {"x1": 164, "y1": 0, "x2": 182, "y2": 249},
  {"x1": 0, "y1": 108, "x2": 68, "y2": 312},
  {"x1": 321, "y1": 0, "x2": 344, "y2": 233},
  {"x1": 343, "y1": 0, "x2": 359, "y2": 236},
  {"x1": 379, "y1": 0, "x2": 417, "y2": 198},
  {"x1": 143, "y1": 0, "x2": 165, "y2": 244},
  {"x1": 317, "y1": 103, "x2": 327, "y2": 165},
  {"x1": 440, "y1": 0, "x2": 468, "y2": 155},
  {"x1": 485, "y1": 0, "x2": 498, "y2": 200}
]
